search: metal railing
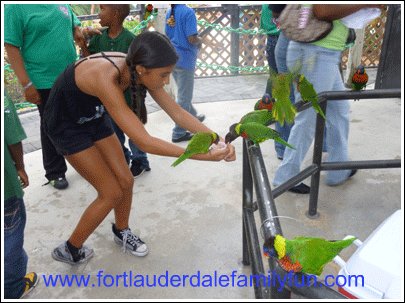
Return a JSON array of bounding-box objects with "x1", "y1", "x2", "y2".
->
[
  {"x1": 241, "y1": 88, "x2": 401, "y2": 298},
  {"x1": 242, "y1": 140, "x2": 346, "y2": 299}
]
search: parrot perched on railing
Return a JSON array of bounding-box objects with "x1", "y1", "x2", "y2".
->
[
  {"x1": 351, "y1": 65, "x2": 368, "y2": 101},
  {"x1": 254, "y1": 93, "x2": 275, "y2": 111},
  {"x1": 225, "y1": 122, "x2": 295, "y2": 149},
  {"x1": 263, "y1": 234, "x2": 356, "y2": 276},
  {"x1": 296, "y1": 74, "x2": 326, "y2": 120},
  {"x1": 171, "y1": 132, "x2": 220, "y2": 167}
]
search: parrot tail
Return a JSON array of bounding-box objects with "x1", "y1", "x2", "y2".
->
[
  {"x1": 312, "y1": 101, "x2": 326, "y2": 120},
  {"x1": 171, "y1": 153, "x2": 192, "y2": 167},
  {"x1": 275, "y1": 137, "x2": 296, "y2": 150},
  {"x1": 331, "y1": 236, "x2": 356, "y2": 252}
]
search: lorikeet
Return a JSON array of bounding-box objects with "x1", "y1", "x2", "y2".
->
[
  {"x1": 351, "y1": 65, "x2": 368, "y2": 101},
  {"x1": 263, "y1": 234, "x2": 356, "y2": 276},
  {"x1": 296, "y1": 74, "x2": 326, "y2": 120},
  {"x1": 271, "y1": 72, "x2": 297, "y2": 126},
  {"x1": 144, "y1": 4, "x2": 154, "y2": 21},
  {"x1": 225, "y1": 122, "x2": 295, "y2": 149},
  {"x1": 254, "y1": 93, "x2": 275, "y2": 111},
  {"x1": 239, "y1": 109, "x2": 274, "y2": 126},
  {"x1": 171, "y1": 132, "x2": 220, "y2": 167}
]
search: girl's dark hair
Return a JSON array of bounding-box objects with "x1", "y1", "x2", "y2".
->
[{"x1": 126, "y1": 31, "x2": 178, "y2": 124}]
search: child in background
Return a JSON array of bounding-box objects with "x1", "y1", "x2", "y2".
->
[
  {"x1": 4, "y1": 91, "x2": 39, "y2": 298},
  {"x1": 86, "y1": 4, "x2": 151, "y2": 178}
]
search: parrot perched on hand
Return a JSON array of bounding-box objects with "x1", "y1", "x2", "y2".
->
[
  {"x1": 171, "y1": 132, "x2": 220, "y2": 167},
  {"x1": 351, "y1": 65, "x2": 368, "y2": 101},
  {"x1": 263, "y1": 234, "x2": 356, "y2": 276},
  {"x1": 296, "y1": 74, "x2": 326, "y2": 120},
  {"x1": 239, "y1": 109, "x2": 274, "y2": 126},
  {"x1": 225, "y1": 122, "x2": 295, "y2": 149},
  {"x1": 254, "y1": 93, "x2": 275, "y2": 111}
]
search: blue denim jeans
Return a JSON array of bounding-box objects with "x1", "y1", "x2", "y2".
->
[
  {"x1": 264, "y1": 34, "x2": 279, "y2": 93},
  {"x1": 4, "y1": 197, "x2": 28, "y2": 299},
  {"x1": 172, "y1": 67, "x2": 197, "y2": 140},
  {"x1": 111, "y1": 119, "x2": 149, "y2": 167},
  {"x1": 273, "y1": 42, "x2": 351, "y2": 186},
  {"x1": 274, "y1": 32, "x2": 295, "y2": 159}
]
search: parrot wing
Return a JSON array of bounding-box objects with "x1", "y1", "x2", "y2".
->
[
  {"x1": 241, "y1": 122, "x2": 295, "y2": 149},
  {"x1": 286, "y1": 236, "x2": 356, "y2": 275},
  {"x1": 298, "y1": 75, "x2": 326, "y2": 120},
  {"x1": 240, "y1": 110, "x2": 274, "y2": 125}
]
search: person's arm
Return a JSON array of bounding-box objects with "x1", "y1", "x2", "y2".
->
[
  {"x1": 8, "y1": 142, "x2": 29, "y2": 188},
  {"x1": 149, "y1": 87, "x2": 236, "y2": 161},
  {"x1": 313, "y1": 4, "x2": 383, "y2": 21},
  {"x1": 5, "y1": 43, "x2": 41, "y2": 105},
  {"x1": 188, "y1": 34, "x2": 202, "y2": 48},
  {"x1": 95, "y1": 76, "x2": 231, "y2": 162}
]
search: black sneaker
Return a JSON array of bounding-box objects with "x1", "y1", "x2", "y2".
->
[
  {"x1": 172, "y1": 132, "x2": 193, "y2": 143},
  {"x1": 288, "y1": 183, "x2": 310, "y2": 194},
  {"x1": 49, "y1": 177, "x2": 69, "y2": 190},
  {"x1": 112, "y1": 224, "x2": 148, "y2": 257},
  {"x1": 52, "y1": 242, "x2": 94, "y2": 265},
  {"x1": 19, "y1": 272, "x2": 39, "y2": 299},
  {"x1": 197, "y1": 114, "x2": 206, "y2": 122},
  {"x1": 130, "y1": 161, "x2": 151, "y2": 178}
]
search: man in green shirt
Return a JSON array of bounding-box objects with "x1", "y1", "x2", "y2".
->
[
  {"x1": 4, "y1": 4, "x2": 87, "y2": 189},
  {"x1": 4, "y1": 92, "x2": 38, "y2": 298}
]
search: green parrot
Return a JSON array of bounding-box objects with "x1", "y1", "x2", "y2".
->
[
  {"x1": 239, "y1": 109, "x2": 274, "y2": 126},
  {"x1": 254, "y1": 93, "x2": 275, "y2": 111},
  {"x1": 270, "y1": 71, "x2": 297, "y2": 126},
  {"x1": 263, "y1": 234, "x2": 356, "y2": 276},
  {"x1": 171, "y1": 132, "x2": 220, "y2": 167},
  {"x1": 296, "y1": 74, "x2": 326, "y2": 120},
  {"x1": 225, "y1": 122, "x2": 295, "y2": 149}
]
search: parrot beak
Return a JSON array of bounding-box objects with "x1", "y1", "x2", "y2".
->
[
  {"x1": 225, "y1": 124, "x2": 239, "y2": 144},
  {"x1": 225, "y1": 132, "x2": 235, "y2": 144}
]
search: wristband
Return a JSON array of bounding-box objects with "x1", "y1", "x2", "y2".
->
[{"x1": 23, "y1": 81, "x2": 33, "y2": 90}]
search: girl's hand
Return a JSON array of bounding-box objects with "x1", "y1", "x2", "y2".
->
[
  {"x1": 24, "y1": 86, "x2": 41, "y2": 105},
  {"x1": 206, "y1": 144, "x2": 230, "y2": 162},
  {"x1": 224, "y1": 143, "x2": 236, "y2": 162}
]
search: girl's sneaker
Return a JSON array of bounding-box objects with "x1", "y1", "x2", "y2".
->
[
  {"x1": 52, "y1": 242, "x2": 94, "y2": 265},
  {"x1": 112, "y1": 224, "x2": 149, "y2": 256}
]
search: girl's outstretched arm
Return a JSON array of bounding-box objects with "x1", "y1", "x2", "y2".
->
[{"x1": 97, "y1": 82, "x2": 231, "y2": 162}]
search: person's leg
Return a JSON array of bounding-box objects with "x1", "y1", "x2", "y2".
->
[
  {"x1": 274, "y1": 43, "x2": 347, "y2": 186},
  {"x1": 4, "y1": 197, "x2": 28, "y2": 299},
  {"x1": 129, "y1": 139, "x2": 150, "y2": 178},
  {"x1": 264, "y1": 34, "x2": 279, "y2": 94},
  {"x1": 94, "y1": 135, "x2": 148, "y2": 256},
  {"x1": 37, "y1": 89, "x2": 68, "y2": 182},
  {"x1": 110, "y1": 117, "x2": 131, "y2": 164},
  {"x1": 274, "y1": 32, "x2": 295, "y2": 159},
  {"x1": 172, "y1": 67, "x2": 197, "y2": 140},
  {"x1": 64, "y1": 134, "x2": 131, "y2": 247}
]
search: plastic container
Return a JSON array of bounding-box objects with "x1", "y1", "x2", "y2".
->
[{"x1": 334, "y1": 210, "x2": 403, "y2": 299}]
